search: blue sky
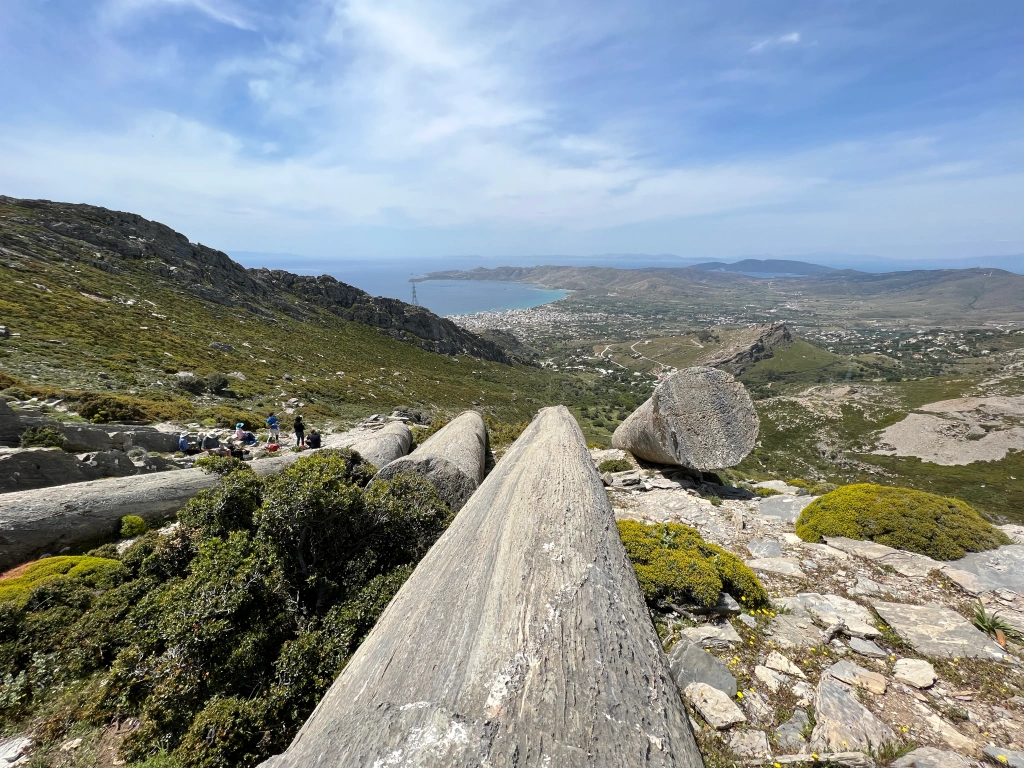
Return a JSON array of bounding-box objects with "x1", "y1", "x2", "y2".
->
[{"x1": 1, "y1": 0, "x2": 1022, "y2": 263}]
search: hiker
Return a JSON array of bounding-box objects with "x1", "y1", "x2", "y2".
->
[
  {"x1": 293, "y1": 413, "x2": 305, "y2": 447},
  {"x1": 178, "y1": 432, "x2": 200, "y2": 455},
  {"x1": 306, "y1": 428, "x2": 321, "y2": 449},
  {"x1": 266, "y1": 412, "x2": 281, "y2": 445},
  {"x1": 201, "y1": 432, "x2": 230, "y2": 456},
  {"x1": 234, "y1": 422, "x2": 246, "y2": 441}
]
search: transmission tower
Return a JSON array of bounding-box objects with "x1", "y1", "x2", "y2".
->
[{"x1": 411, "y1": 283, "x2": 419, "y2": 306}]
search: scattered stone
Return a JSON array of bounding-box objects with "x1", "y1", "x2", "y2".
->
[
  {"x1": 774, "y1": 709, "x2": 809, "y2": 753},
  {"x1": 680, "y1": 591, "x2": 742, "y2": 617},
  {"x1": 727, "y1": 729, "x2": 771, "y2": 759},
  {"x1": 791, "y1": 680, "x2": 814, "y2": 707},
  {"x1": 767, "y1": 614, "x2": 822, "y2": 650},
  {"x1": 777, "y1": 593, "x2": 880, "y2": 638},
  {"x1": 849, "y1": 576, "x2": 886, "y2": 597},
  {"x1": 59, "y1": 738, "x2": 82, "y2": 751},
  {"x1": 683, "y1": 682, "x2": 746, "y2": 729},
  {"x1": 740, "y1": 689, "x2": 773, "y2": 726},
  {"x1": 681, "y1": 622, "x2": 742, "y2": 649},
  {"x1": 0, "y1": 326, "x2": 9, "y2": 339},
  {"x1": 758, "y1": 494, "x2": 815, "y2": 522},
  {"x1": 892, "y1": 746, "x2": 975, "y2": 768},
  {"x1": 754, "y1": 665, "x2": 787, "y2": 693},
  {"x1": 765, "y1": 650, "x2": 806, "y2": 679},
  {"x1": 849, "y1": 637, "x2": 887, "y2": 658},
  {"x1": 746, "y1": 538, "x2": 783, "y2": 558},
  {"x1": 810, "y1": 675, "x2": 894, "y2": 752},
  {"x1": 873, "y1": 601, "x2": 1006, "y2": 660},
  {"x1": 667, "y1": 638, "x2": 737, "y2": 697},
  {"x1": 828, "y1": 660, "x2": 886, "y2": 695},
  {"x1": 745, "y1": 557, "x2": 806, "y2": 578},
  {"x1": 0, "y1": 736, "x2": 31, "y2": 765},
  {"x1": 208, "y1": 342, "x2": 234, "y2": 352},
  {"x1": 922, "y1": 712, "x2": 976, "y2": 753},
  {"x1": 984, "y1": 745, "x2": 1024, "y2": 768},
  {"x1": 737, "y1": 614, "x2": 757, "y2": 628},
  {"x1": 892, "y1": 658, "x2": 936, "y2": 689}
]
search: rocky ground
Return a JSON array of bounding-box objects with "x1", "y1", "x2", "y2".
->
[{"x1": 596, "y1": 448, "x2": 1024, "y2": 768}]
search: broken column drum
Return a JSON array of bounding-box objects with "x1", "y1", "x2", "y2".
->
[
  {"x1": 612, "y1": 366, "x2": 758, "y2": 470},
  {"x1": 333, "y1": 421, "x2": 412, "y2": 471},
  {"x1": 259, "y1": 406, "x2": 703, "y2": 767},
  {"x1": 371, "y1": 410, "x2": 487, "y2": 512}
]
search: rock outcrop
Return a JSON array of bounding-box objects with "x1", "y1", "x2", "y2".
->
[
  {"x1": 371, "y1": 411, "x2": 487, "y2": 511},
  {"x1": 259, "y1": 406, "x2": 703, "y2": 767},
  {"x1": 612, "y1": 366, "x2": 758, "y2": 470},
  {"x1": 699, "y1": 321, "x2": 792, "y2": 376}
]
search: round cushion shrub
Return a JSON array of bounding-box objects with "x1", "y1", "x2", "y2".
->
[
  {"x1": 795, "y1": 483, "x2": 1011, "y2": 561},
  {"x1": 597, "y1": 457, "x2": 632, "y2": 473},
  {"x1": 0, "y1": 556, "x2": 125, "y2": 607},
  {"x1": 121, "y1": 515, "x2": 149, "y2": 538},
  {"x1": 617, "y1": 520, "x2": 769, "y2": 609}
]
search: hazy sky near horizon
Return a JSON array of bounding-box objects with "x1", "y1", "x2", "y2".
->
[{"x1": 1, "y1": 0, "x2": 1022, "y2": 262}]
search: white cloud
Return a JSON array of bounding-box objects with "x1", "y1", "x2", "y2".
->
[
  {"x1": 100, "y1": 0, "x2": 257, "y2": 31},
  {"x1": 749, "y1": 31, "x2": 801, "y2": 53}
]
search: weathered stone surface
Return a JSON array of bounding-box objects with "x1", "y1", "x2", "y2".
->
[
  {"x1": 611, "y1": 366, "x2": 758, "y2": 471},
  {"x1": 827, "y1": 660, "x2": 886, "y2": 695},
  {"x1": 372, "y1": 410, "x2": 486, "y2": 511},
  {"x1": 849, "y1": 637, "x2": 887, "y2": 658},
  {"x1": 765, "y1": 650, "x2": 805, "y2": 679},
  {"x1": 681, "y1": 622, "x2": 742, "y2": 649},
  {"x1": 727, "y1": 729, "x2": 770, "y2": 759},
  {"x1": 679, "y1": 591, "x2": 741, "y2": 617},
  {"x1": 774, "y1": 710, "x2": 809, "y2": 753},
  {"x1": 754, "y1": 665, "x2": 786, "y2": 693},
  {"x1": 745, "y1": 557, "x2": 806, "y2": 578},
  {"x1": 746, "y1": 538, "x2": 783, "y2": 558},
  {"x1": 810, "y1": 675, "x2": 894, "y2": 752},
  {"x1": 0, "y1": 735, "x2": 32, "y2": 765},
  {"x1": 873, "y1": 601, "x2": 1006, "y2": 660},
  {"x1": 777, "y1": 593, "x2": 880, "y2": 638},
  {"x1": 946, "y1": 545, "x2": 1024, "y2": 595},
  {"x1": 892, "y1": 658, "x2": 935, "y2": 689},
  {"x1": 333, "y1": 421, "x2": 412, "y2": 470},
  {"x1": 758, "y1": 494, "x2": 815, "y2": 522},
  {"x1": 259, "y1": 407, "x2": 704, "y2": 767},
  {"x1": 739, "y1": 689, "x2": 773, "y2": 726},
  {"x1": 984, "y1": 746, "x2": 1024, "y2": 768},
  {"x1": 767, "y1": 614, "x2": 821, "y2": 650},
  {"x1": 684, "y1": 683, "x2": 746, "y2": 730},
  {"x1": 822, "y1": 536, "x2": 942, "y2": 578},
  {"x1": 892, "y1": 746, "x2": 974, "y2": 768},
  {"x1": 667, "y1": 639, "x2": 737, "y2": 697},
  {"x1": 0, "y1": 447, "x2": 140, "y2": 493}
]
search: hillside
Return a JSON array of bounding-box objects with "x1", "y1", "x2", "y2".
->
[
  {"x1": 0, "y1": 197, "x2": 600, "y2": 427},
  {"x1": 689, "y1": 258, "x2": 840, "y2": 276}
]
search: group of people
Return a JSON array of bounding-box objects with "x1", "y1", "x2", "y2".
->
[{"x1": 175, "y1": 412, "x2": 321, "y2": 459}]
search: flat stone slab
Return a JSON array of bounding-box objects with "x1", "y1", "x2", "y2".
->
[
  {"x1": 774, "y1": 710, "x2": 809, "y2": 753},
  {"x1": 873, "y1": 601, "x2": 1006, "y2": 660},
  {"x1": 759, "y1": 494, "x2": 815, "y2": 522},
  {"x1": 745, "y1": 557, "x2": 806, "y2": 579},
  {"x1": 985, "y1": 746, "x2": 1024, "y2": 768},
  {"x1": 684, "y1": 682, "x2": 746, "y2": 729},
  {"x1": 667, "y1": 638, "x2": 737, "y2": 697},
  {"x1": 767, "y1": 614, "x2": 821, "y2": 650},
  {"x1": 849, "y1": 637, "x2": 887, "y2": 658},
  {"x1": 810, "y1": 675, "x2": 894, "y2": 752},
  {"x1": 945, "y1": 545, "x2": 1024, "y2": 595},
  {"x1": 893, "y1": 658, "x2": 935, "y2": 689},
  {"x1": 746, "y1": 538, "x2": 783, "y2": 559},
  {"x1": 828, "y1": 660, "x2": 886, "y2": 695},
  {"x1": 681, "y1": 622, "x2": 742, "y2": 649},
  {"x1": 893, "y1": 747, "x2": 975, "y2": 768},
  {"x1": 777, "y1": 593, "x2": 880, "y2": 638},
  {"x1": 727, "y1": 729, "x2": 771, "y2": 759},
  {"x1": 765, "y1": 650, "x2": 805, "y2": 679},
  {"x1": 822, "y1": 536, "x2": 942, "y2": 577}
]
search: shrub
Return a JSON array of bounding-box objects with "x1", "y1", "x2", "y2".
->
[
  {"x1": 598, "y1": 458, "x2": 632, "y2": 473},
  {"x1": 754, "y1": 487, "x2": 781, "y2": 497},
  {"x1": 195, "y1": 455, "x2": 251, "y2": 476},
  {"x1": 19, "y1": 425, "x2": 66, "y2": 449},
  {"x1": 362, "y1": 473, "x2": 453, "y2": 567},
  {"x1": 0, "y1": 556, "x2": 125, "y2": 607},
  {"x1": 175, "y1": 372, "x2": 206, "y2": 395},
  {"x1": 205, "y1": 373, "x2": 229, "y2": 395},
  {"x1": 2, "y1": 387, "x2": 28, "y2": 401},
  {"x1": 74, "y1": 394, "x2": 150, "y2": 423},
  {"x1": 786, "y1": 478, "x2": 810, "y2": 488},
  {"x1": 706, "y1": 495, "x2": 723, "y2": 506},
  {"x1": 808, "y1": 481, "x2": 837, "y2": 496},
  {"x1": 178, "y1": 469, "x2": 263, "y2": 538},
  {"x1": 795, "y1": 483, "x2": 1011, "y2": 561},
  {"x1": 121, "y1": 515, "x2": 148, "y2": 538},
  {"x1": 617, "y1": 520, "x2": 768, "y2": 609}
]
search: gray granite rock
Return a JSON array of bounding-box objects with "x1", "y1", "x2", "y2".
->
[
  {"x1": 777, "y1": 592, "x2": 880, "y2": 638},
  {"x1": 684, "y1": 682, "x2": 745, "y2": 729},
  {"x1": 740, "y1": 689, "x2": 773, "y2": 726},
  {"x1": 667, "y1": 639, "x2": 737, "y2": 697},
  {"x1": 746, "y1": 538, "x2": 783, "y2": 558},
  {"x1": 765, "y1": 650, "x2": 805, "y2": 679},
  {"x1": 893, "y1": 746, "x2": 974, "y2": 768},
  {"x1": 727, "y1": 729, "x2": 771, "y2": 759},
  {"x1": 873, "y1": 601, "x2": 1006, "y2": 660},
  {"x1": 892, "y1": 658, "x2": 935, "y2": 689},
  {"x1": 827, "y1": 660, "x2": 886, "y2": 695},
  {"x1": 681, "y1": 622, "x2": 742, "y2": 649},
  {"x1": 849, "y1": 637, "x2": 887, "y2": 658},
  {"x1": 810, "y1": 675, "x2": 894, "y2": 752},
  {"x1": 946, "y1": 545, "x2": 1024, "y2": 595},
  {"x1": 767, "y1": 613, "x2": 821, "y2": 649},
  {"x1": 745, "y1": 557, "x2": 806, "y2": 578},
  {"x1": 774, "y1": 709, "x2": 809, "y2": 753},
  {"x1": 679, "y1": 591, "x2": 741, "y2": 617},
  {"x1": 737, "y1": 613, "x2": 757, "y2": 628},
  {"x1": 984, "y1": 746, "x2": 1024, "y2": 768},
  {"x1": 0, "y1": 735, "x2": 31, "y2": 765},
  {"x1": 758, "y1": 494, "x2": 815, "y2": 522}
]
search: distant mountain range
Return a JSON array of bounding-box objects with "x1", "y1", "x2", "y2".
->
[{"x1": 687, "y1": 259, "x2": 841, "y2": 277}]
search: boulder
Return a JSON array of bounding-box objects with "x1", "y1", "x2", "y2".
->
[
  {"x1": 776, "y1": 593, "x2": 881, "y2": 639},
  {"x1": 892, "y1": 658, "x2": 936, "y2": 689},
  {"x1": 334, "y1": 421, "x2": 412, "y2": 470},
  {"x1": 774, "y1": 710, "x2": 809, "y2": 753},
  {"x1": 258, "y1": 407, "x2": 704, "y2": 767},
  {"x1": 371, "y1": 411, "x2": 486, "y2": 511},
  {"x1": 667, "y1": 638, "x2": 737, "y2": 697},
  {"x1": 727, "y1": 730, "x2": 770, "y2": 759},
  {"x1": 0, "y1": 448, "x2": 139, "y2": 494},
  {"x1": 810, "y1": 675, "x2": 894, "y2": 752},
  {"x1": 849, "y1": 637, "x2": 887, "y2": 658},
  {"x1": 984, "y1": 746, "x2": 1024, "y2": 768},
  {"x1": 681, "y1": 622, "x2": 742, "y2": 649},
  {"x1": 611, "y1": 366, "x2": 758, "y2": 471}
]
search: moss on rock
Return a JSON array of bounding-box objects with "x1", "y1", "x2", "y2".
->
[
  {"x1": 795, "y1": 483, "x2": 1010, "y2": 561},
  {"x1": 0, "y1": 556, "x2": 125, "y2": 607},
  {"x1": 617, "y1": 520, "x2": 769, "y2": 608}
]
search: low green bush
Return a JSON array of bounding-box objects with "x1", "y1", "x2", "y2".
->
[
  {"x1": 786, "y1": 478, "x2": 810, "y2": 488},
  {"x1": 617, "y1": 520, "x2": 768, "y2": 609},
  {"x1": 795, "y1": 483, "x2": 1010, "y2": 561},
  {"x1": 598, "y1": 458, "x2": 632, "y2": 473},
  {"x1": 194, "y1": 455, "x2": 251, "y2": 476},
  {"x1": 19, "y1": 425, "x2": 67, "y2": 449},
  {"x1": 120, "y1": 515, "x2": 148, "y2": 538},
  {"x1": 754, "y1": 487, "x2": 781, "y2": 497}
]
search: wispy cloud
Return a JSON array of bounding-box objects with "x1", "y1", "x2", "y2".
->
[
  {"x1": 749, "y1": 31, "x2": 801, "y2": 53},
  {"x1": 100, "y1": 0, "x2": 258, "y2": 31}
]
